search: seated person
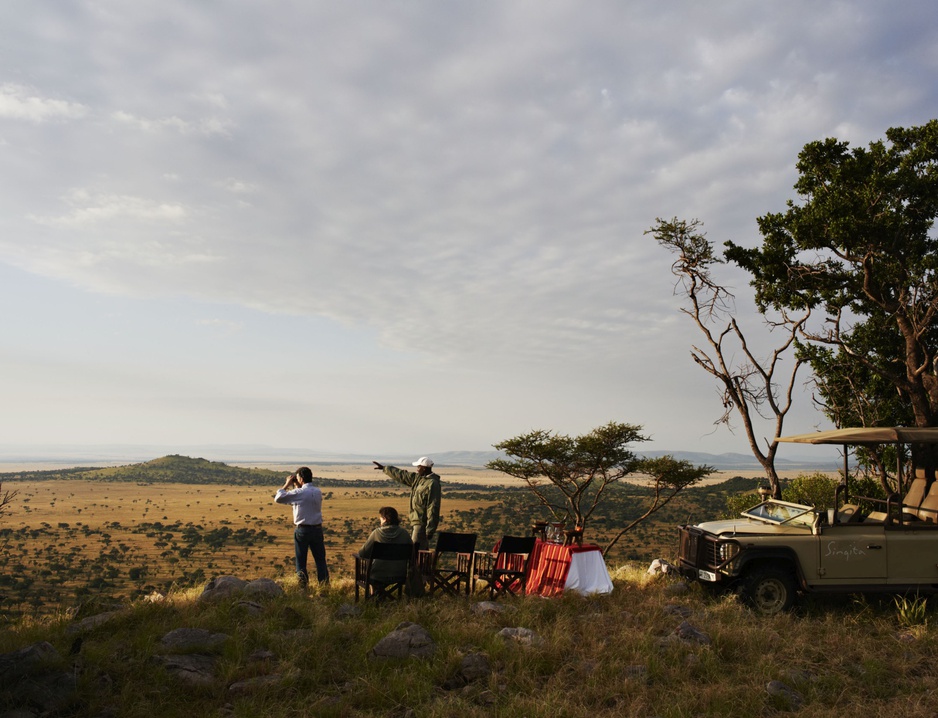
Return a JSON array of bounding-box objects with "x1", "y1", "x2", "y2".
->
[{"x1": 357, "y1": 507, "x2": 413, "y2": 584}]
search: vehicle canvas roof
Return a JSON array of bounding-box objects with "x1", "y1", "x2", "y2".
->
[{"x1": 776, "y1": 427, "x2": 938, "y2": 445}]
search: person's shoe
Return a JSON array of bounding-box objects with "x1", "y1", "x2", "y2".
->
[{"x1": 296, "y1": 571, "x2": 309, "y2": 590}]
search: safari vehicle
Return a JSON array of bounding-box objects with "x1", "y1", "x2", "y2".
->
[{"x1": 677, "y1": 427, "x2": 938, "y2": 615}]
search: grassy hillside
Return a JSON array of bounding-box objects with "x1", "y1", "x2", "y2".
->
[
  {"x1": 0, "y1": 455, "x2": 391, "y2": 487},
  {"x1": 2, "y1": 569, "x2": 936, "y2": 717}
]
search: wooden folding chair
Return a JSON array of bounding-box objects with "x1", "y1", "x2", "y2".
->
[
  {"x1": 354, "y1": 542, "x2": 415, "y2": 602},
  {"x1": 473, "y1": 535, "x2": 536, "y2": 598},
  {"x1": 417, "y1": 532, "x2": 477, "y2": 596}
]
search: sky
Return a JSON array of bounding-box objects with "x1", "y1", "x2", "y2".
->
[{"x1": 1, "y1": 1, "x2": 936, "y2": 462}]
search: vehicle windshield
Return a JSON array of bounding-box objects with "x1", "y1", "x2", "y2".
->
[{"x1": 742, "y1": 499, "x2": 816, "y2": 527}]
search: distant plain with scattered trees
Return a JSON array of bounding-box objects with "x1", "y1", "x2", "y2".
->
[{"x1": 0, "y1": 454, "x2": 766, "y2": 621}]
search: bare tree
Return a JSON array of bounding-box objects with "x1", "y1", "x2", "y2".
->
[
  {"x1": 647, "y1": 217, "x2": 810, "y2": 498},
  {"x1": 0, "y1": 482, "x2": 18, "y2": 520}
]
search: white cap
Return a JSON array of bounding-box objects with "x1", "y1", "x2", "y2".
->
[{"x1": 412, "y1": 456, "x2": 434, "y2": 468}]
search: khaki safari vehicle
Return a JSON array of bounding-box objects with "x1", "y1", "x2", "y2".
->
[{"x1": 677, "y1": 427, "x2": 938, "y2": 615}]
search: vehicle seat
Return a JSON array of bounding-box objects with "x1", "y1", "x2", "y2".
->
[
  {"x1": 917, "y1": 482, "x2": 938, "y2": 523},
  {"x1": 900, "y1": 472, "x2": 929, "y2": 523},
  {"x1": 837, "y1": 504, "x2": 862, "y2": 523}
]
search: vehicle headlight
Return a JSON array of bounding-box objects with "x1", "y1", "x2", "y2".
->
[{"x1": 718, "y1": 542, "x2": 739, "y2": 562}]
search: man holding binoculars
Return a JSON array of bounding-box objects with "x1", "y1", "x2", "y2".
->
[{"x1": 274, "y1": 466, "x2": 329, "y2": 588}]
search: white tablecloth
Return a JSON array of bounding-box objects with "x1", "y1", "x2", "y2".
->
[{"x1": 563, "y1": 549, "x2": 614, "y2": 595}]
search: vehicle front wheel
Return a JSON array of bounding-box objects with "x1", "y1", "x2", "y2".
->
[{"x1": 742, "y1": 566, "x2": 796, "y2": 616}]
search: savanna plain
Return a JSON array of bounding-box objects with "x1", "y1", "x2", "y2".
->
[{"x1": 3, "y1": 460, "x2": 938, "y2": 717}]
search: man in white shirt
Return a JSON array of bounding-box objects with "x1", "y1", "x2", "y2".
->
[{"x1": 274, "y1": 466, "x2": 329, "y2": 588}]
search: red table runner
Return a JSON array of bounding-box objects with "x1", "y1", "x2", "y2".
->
[{"x1": 525, "y1": 538, "x2": 604, "y2": 596}]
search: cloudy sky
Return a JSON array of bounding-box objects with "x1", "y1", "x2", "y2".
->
[{"x1": 1, "y1": 1, "x2": 935, "y2": 462}]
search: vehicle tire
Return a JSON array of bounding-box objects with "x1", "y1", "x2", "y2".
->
[{"x1": 742, "y1": 566, "x2": 796, "y2": 616}]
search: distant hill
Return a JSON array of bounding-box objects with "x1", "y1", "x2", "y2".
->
[
  {"x1": 0, "y1": 455, "x2": 385, "y2": 487},
  {"x1": 0, "y1": 455, "x2": 279, "y2": 485}
]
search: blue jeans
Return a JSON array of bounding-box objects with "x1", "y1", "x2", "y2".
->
[{"x1": 294, "y1": 525, "x2": 329, "y2": 585}]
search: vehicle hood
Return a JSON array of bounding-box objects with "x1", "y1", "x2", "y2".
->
[{"x1": 692, "y1": 518, "x2": 810, "y2": 536}]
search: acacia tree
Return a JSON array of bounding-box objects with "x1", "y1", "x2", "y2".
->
[
  {"x1": 487, "y1": 422, "x2": 712, "y2": 556},
  {"x1": 726, "y1": 120, "x2": 938, "y2": 476},
  {"x1": 647, "y1": 217, "x2": 810, "y2": 498}
]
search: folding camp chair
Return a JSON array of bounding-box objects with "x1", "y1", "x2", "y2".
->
[
  {"x1": 417, "y1": 532, "x2": 477, "y2": 596},
  {"x1": 473, "y1": 535, "x2": 536, "y2": 598},
  {"x1": 354, "y1": 542, "x2": 415, "y2": 602}
]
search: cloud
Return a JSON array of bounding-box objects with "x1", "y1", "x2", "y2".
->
[
  {"x1": 0, "y1": 0, "x2": 936, "y2": 452},
  {"x1": 0, "y1": 84, "x2": 87, "y2": 122},
  {"x1": 28, "y1": 190, "x2": 188, "y2": 228},
  {"x1": 111, "y1": 110, "x2": 233, "y2": 137}
]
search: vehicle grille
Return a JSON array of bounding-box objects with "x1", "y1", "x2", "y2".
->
[{"x1": 678, "y1": 526, "x2": 719, "y2": 570}]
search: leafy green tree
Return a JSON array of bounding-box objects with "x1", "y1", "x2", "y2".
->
[
  {"x1": 488, "y1": 422, "x2": 649, "y2": 535},
  {"x1": 725, "y1": 120, "x2": 938, "y2": 473},
  {"x1": 488, "y1": 423, "x2": 713, "y2": 555},
  {"x1": 782, "y1": 472, "x2": 839, "y2": 511}
]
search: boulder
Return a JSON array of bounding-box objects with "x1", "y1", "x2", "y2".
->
[
  {"x1": 152, "y1": 654, "x2": 218, "y2": 686},
  {"x1": 0, "y1": 642, "x2": 60, "y2": 680},
  {"x1": 243, "y1": 578, "x2": 284, "y2": 599},
  {"x1": 369, "y1": 622, "x2": 436, "y2": 660},
  {"x1": 65, "y1": 610, "x2": 123, "y2": 635},
  {"x1": 228, "y1": 674, "x2": 283, "y2": 695},
  {"x1": 766, "y1": 680, "x2": 804, "y2": 710},
  {"x1": 497, "y1": 627, "x2": 544, "y2": 647},
  {"x1": 471, "y1": 601, "x2": 507, "y2": 615},
  {"x1": 198, "y1": 576, "x2": 248, "y2": 603},
  {"x1": 160, "y1": 628, "x2": 230, "y2": 652}
]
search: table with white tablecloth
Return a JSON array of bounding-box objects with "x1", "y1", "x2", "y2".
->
[{"x1": 524, "y1": 539, "x2": 614, "y2": 596}]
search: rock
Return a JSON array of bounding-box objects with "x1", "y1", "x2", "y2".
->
[
  {"x1": 198, "y1": 575, "x2": 248, "y2": 603},
  {"x1": 459, "y1": 653, "x2": 492, "y2": 683},
  {"x1": 238, "y1": 600, "x2": 265, "y2": 615},
  {"x1": 228, "y1": 674, "x2": 283, "y2": 694},
  {"x1": 143, "y1": 591, "x2": 166, "y2": 603},
  {"x1": 247, "y1": 649, "x2": 276, "y2": 663},
  {"x1": 444, "y1": 652, "x2": 492, "y2": 688},
  {"x1": 780, "y1": 668, "x2": 817, "y2": 684},
  {"x1": 5, "y1": 671, "x2": 76, "y2": 713},
  {"x1": 0, "y1": 642, "x2": 60, "y2": 680},
  {"x1": 243, "y1": 578, "x2": 284, "y2": 599},
  {"x1": 472, "y1": 601, "x2": 507, "y2": 615},
  {"x1": 476, "y1": 690, "x2": 497, "y2": 706},
  {"x1": 0, "y1": 645, "x2": 76, "y2": 715},
  {"x1": 766, "y1": 680, "x2": 804, "y2": 710},
  {"x1": 663, "y1": 604, "x2": 692, "y2": 618},
  {"x1": 497, "y1": 627, "x2": 544, "y2": 647},
  {"x1": 65, "y1": 610, "x2": 123, "y2": 635},
  {"x1": 335, "y1": 603, "x2": 362, "y2": 619},
  {"x1": 152, "y1": 654, "x2": 218, "y2": 686},
  {"x1": 648, "y1": 558, "x2": 675, "y2": 575},
  {"x1": 673, "y1": 621, "x2": 712, "y2": 645},
  {"x1": 160, "y1": 628, "x2": 230, "y2": 652},
  {"x1": 369, "y1": 622, "x2": 436, "y2": 660}
]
